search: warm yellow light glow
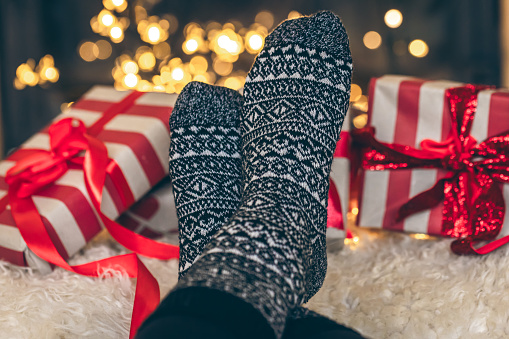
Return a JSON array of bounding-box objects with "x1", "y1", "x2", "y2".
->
[
  {"x1": 352, "y1": 95, "x2": 369, "y2": 112},
  {"x1": 112, "y1": 0, "x2": 124, "y2": 6},
  {"x1": 109, "y1": 25, "x2": 123, "y2": 41},
  {"x1": 255, "y1": 11, "x2": 274, "y2": 28},
  {"x1": 384, "y1": 9, "x2": 403, "y2": 28},
  {"x1": 248, "y1": 33, "x2": 263, "y2": 50},
  {"x1": 123, "y1": 73, "x2": 138, "y2": 88},
  {"x1": 189, "y1": 56, "x2": 208, "y2": 74},
  {"x1": 138, "y1": 52, "x2": 156, "y2": 71},
  {"x1": 409, "y1": 39, "x2": 429, "y2": 58},
  {"x1": 213, "y1": 59, "x2": 233, "y2": 76},
  {"x1": 122, "y1": 60, "x2": 139, "y2": 74},
  {"x1": 288, "y1": 10, "x2": 302, "y2": 20},
  {"x1": 101, "y1": 13, "x2": 114, "y2": 27},
  {"x1": 14, "y1": 78, "x2": 25, "y2": 90},
  {"x1": 79, "y1": 41, "x2": 99, "y2": 62},
  {"x1": 410, "y1": 233, "x2": 431, "y2": 240},
  {"x1": 153, "y1": 42, "x2": 171, "y2": 59},
  {"x1": 224, "y1": 77, "x2": 243, "y2": 90},
  {"x1": 137, "y1": 79, "x2": 152, "y2": 92},
  {"x1": 353, "y1": 114, "x2": 368, "y2": 129},
  {"x1": 45, "y1": 67, "x2": 59, "y2": 82},
  {"x1": 351, "y1": 207, "x2": 359, "y2": 215},
  {"x1": 363, "y1": 31, "x2": 382, "y2": 49},
  {"x1": 95, "y1": 40, "x2": 112, "y2": 60},
  {"x1": 344, "y1": 236, "x2": 360, "y2": 246},
  {"x1": 16, "y1": 63, "x2": 31, "y2": 79},
  {"x1": 350, "y1": 84, "x2": 362, "y2": 102},
  {"x1": 23, "y1": 71, "x2": 38, "y2": 86},
  {"x1": 217, "y1": 34, "x2": 231, "y2": 49},
  {"x1": 193, "y1": 74, "x2": 208, "y2": 83},
  {"x1": 172, "y1": 68, "x2": 185, "y2": 81},
  {"x1": 148, "y1": 26, "x2": 161, "y2": 43},
  {"x1": 185, "y1": 39, "x2": 199, "y2": 53}
]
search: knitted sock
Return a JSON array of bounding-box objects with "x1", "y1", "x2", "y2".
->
[
  {"x1": 167, "y1": 82, "x2": 243, "y2": 279},
  {"x1": 171, "y1": 11, "x2": 352, "y2": 339}
]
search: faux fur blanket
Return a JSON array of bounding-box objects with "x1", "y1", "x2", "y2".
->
[{"x1": 2, "y1": 227, "x2": 508, "y2": 339}]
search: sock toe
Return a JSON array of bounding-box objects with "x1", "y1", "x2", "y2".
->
[
  {"x1": 263, "y1": 11, "x2": 351, "y2": 59},
  {"x1": 170, "y1": 82, "x2": 243, "y2": 129}
]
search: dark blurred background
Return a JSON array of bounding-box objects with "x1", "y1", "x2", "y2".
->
[{"x1": 0, "y1": 0, "x2": 501, "y2": 155}]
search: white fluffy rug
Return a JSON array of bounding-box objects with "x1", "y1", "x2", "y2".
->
[{"x1": 2, "y1": 225, "x2": 509, "y2": 339}]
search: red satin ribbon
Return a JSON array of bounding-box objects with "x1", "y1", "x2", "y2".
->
[
  {"x1": 353, "y1": 84, "x2": 509, "y2": 255},
  {"x1": 4, "y1": 91, "x2": 179, "y2": 337}
]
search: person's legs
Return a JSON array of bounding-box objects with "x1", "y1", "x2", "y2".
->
[{"x1": 167, "y1": 11, "x2": 353, "y2": 339}]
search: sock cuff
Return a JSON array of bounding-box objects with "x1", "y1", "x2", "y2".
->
[
  {"x1": 170, "y1": 82, "x2": 243, "y2": 129},
  {"x1": 263, "y1": 11, "x2": 351, "y2": 60}
]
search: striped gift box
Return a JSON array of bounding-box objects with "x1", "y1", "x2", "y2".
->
[
  {"x1": 117, "y1": 177, "x2": 178, "y2": 240},
  {"x1": 0, "y1": 86, "x2": 177, "y2": 272},
  {"x1": 326, "y1": 108, "x2": 351, "y2": 249},
  {"x1": 357, "y1": 75, "x2": 509, "y2": 237}
]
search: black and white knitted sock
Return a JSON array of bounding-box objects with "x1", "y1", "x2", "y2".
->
[
  {"x1": 172, "y1": 11, "x2": 352, "y2": 339},
  {"x1": 170, "y1": 82, "x2": 349, "y2": 329},
  {"x1": 168, "y1": 82, "x2": 243, "y2": 279}
]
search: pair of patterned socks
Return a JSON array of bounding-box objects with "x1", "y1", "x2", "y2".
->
[{"x1": 137, "y1": 11, "x2": 358, "y2": 339}]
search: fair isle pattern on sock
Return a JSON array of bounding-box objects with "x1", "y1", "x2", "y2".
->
[
  {"x1": 170, "y1": 81, "x2": 344, "y2": 331},
  {"x1": 169, "y1": 82, "x2": 243, "y2": 279},
  {"x1": 175, "y1": 11, "x2": 352, "y2": 339}
]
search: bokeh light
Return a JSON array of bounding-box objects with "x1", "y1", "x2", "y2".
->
[
  {"x1": 384, "y1": 9, "x2": 403, "y2": 28},
  {"x1": 288, "y1": 11, "x2": 303, "y2": 20},
  {"x1": 350, "y1": 84, "x2": 362, "y2": 102},
  {"x1": 171, "y1": 68, "x2": 184, "y2": 81},
  {"x1": 95, "y1": 40, "x2": 113, "y2": 60},
  {"x1": 409, "y1": 39, "x2": 429, "y2": 57},
  {"x1": 363, "y1": 31, "x2": 382, "y2": 50},
  {"x1": 255, "y1": 11, "x2": 274, "y2": 29},
  {"x1": 123, "y1": 73, "x2": 139, "y2": 88}
]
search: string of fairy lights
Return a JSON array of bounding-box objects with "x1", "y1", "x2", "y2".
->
[
  {"x1": 12, "y1": 3, "x2": 427, "y2": 128},
  {"x1": 81, "y1": 0, "x2": 278, "y2": 94}
]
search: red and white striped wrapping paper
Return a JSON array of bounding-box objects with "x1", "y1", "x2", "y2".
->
[
  {"x1": 0, "y1": 86, "x2": 177, "y2": 272},
  {"x1": 357, "y1": 75, "x2": 509, "y2": 236},
  {"x1": 326, "y1": 108, "x2": 351, "y2": 247},
  {"x1": 117, "y1": 177, "x2": 178, "y2": 240}
]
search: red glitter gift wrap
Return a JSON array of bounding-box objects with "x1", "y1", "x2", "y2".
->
[
  {"x1": 354, "y1": 75, "x2": 509, "y2": 254},
  {"x1": 0, "y1": 86, "x2": 178, "y2": 271}
]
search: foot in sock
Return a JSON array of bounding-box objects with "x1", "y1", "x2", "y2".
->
[
  {"x1": 171, "y1": 11, "x2": 352, "y2": 339},
  {"x1": 167, "y1": 82, "x2": 244, "y2": 279}
]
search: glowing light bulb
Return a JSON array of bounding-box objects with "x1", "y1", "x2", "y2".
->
[
  {"x1": 122, "y1": 61, "x2": 139, "y2": 74},
  {"x1": 172, "y1": 68, "x2": 184, "y2": 81},
  {"x1": 384, "y1": 9, "x2": 403, "y2": 28},
  {"x1": 110, "y1": 26, "x2": 123, "y2": 40},
  {"x1": 102, "y1": 13, "x2": 114, "y2": 27},
  {"x1": 217, "y1": 35, "x2": 231, "y2": 49},
  {"x1": 45, "y1": 67, "x2": 59, "y2": 82},
  {"x1": 185, "y1": 39, "x2": 198, "y2": 53},
  {"x1": 123, "y1": 73, "x2": 138, "y2": 88},
  {"x1": 248, "y1": 34, "x2": 263, "y2": 51},
  {"x1": 112, "y1": 0, "x2": 124, "y2": 6},
  {"x1": 148, "y1": 26, "x2": 161, "y2": 43},
  {"x1": 409, "y1": 39, "x2": 429, "y2": 58},
  {"x1": 138, "y1": 52, "x2": 156, "y2": 71}
]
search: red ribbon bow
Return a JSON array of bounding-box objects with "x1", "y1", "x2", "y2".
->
[
  {"x1": 5, "y1": 113, "x2": 178, "y2": 337},
  {"x1": 353, "y1": 85, "x2": 509, "y2": 255}
]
